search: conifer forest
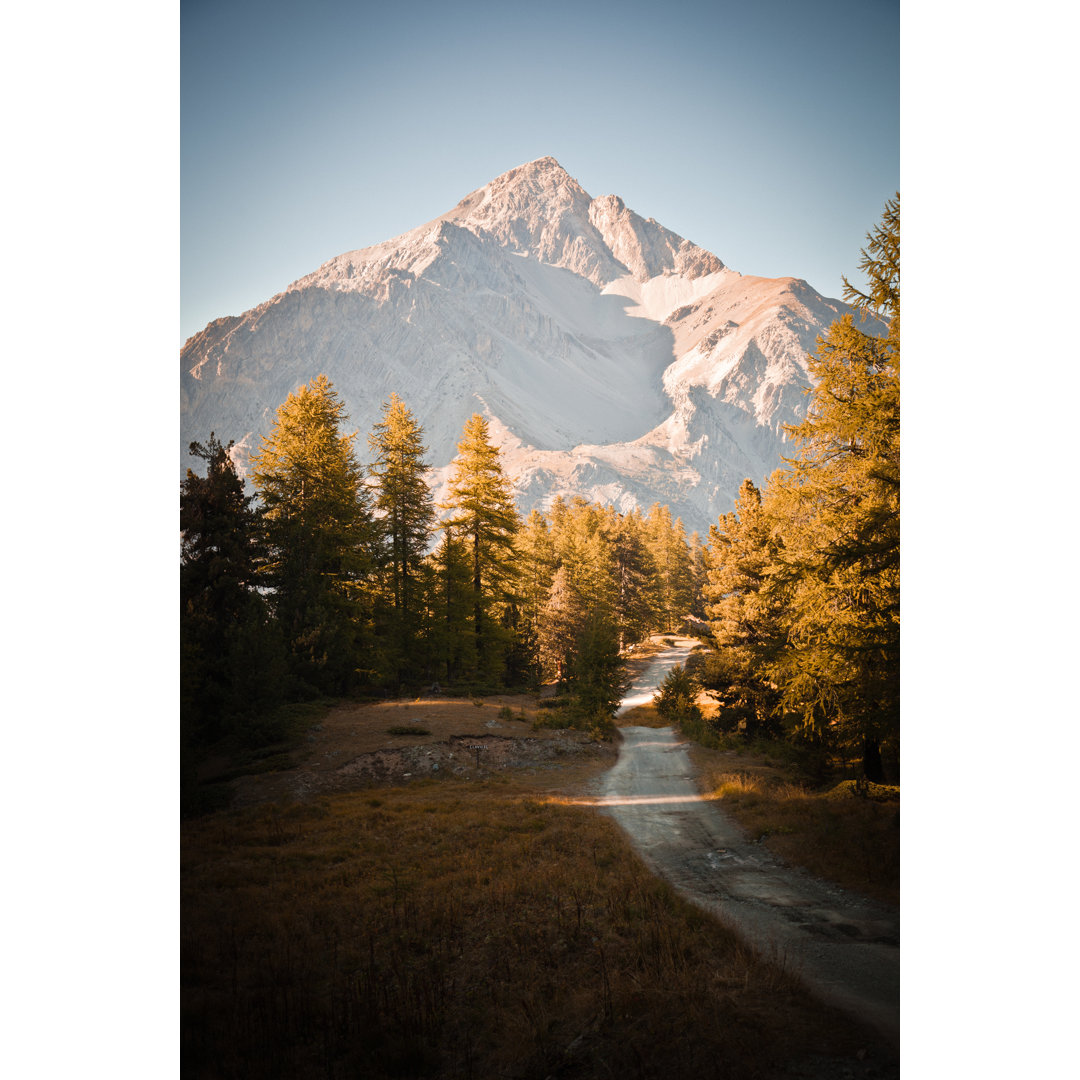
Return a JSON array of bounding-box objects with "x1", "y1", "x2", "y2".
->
[{"x1": 181, "y1": 199, "x2": 899, "y2": 800}]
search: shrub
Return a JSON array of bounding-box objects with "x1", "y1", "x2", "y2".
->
[
  {"x1": 537, "y1": 696, "x2": 571, "y2": 710},
  {"x1": 532, "y1": 708, "x2": 571, "y2": 731},
  {"x1": 387, "y1": 725, "x2": 431, "y2": 736},
  {"x1": 655, "y1": 665, "x2": 701, "y2": 724}
]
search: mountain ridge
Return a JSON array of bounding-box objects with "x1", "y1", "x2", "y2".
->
[{"x1": 181, "y1": 156, "x2": 865, "y2": 535}]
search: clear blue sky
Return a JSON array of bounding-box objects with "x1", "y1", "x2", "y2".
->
[{"x1": 181, "y1": 0, "x2": 898, "y2": 344}]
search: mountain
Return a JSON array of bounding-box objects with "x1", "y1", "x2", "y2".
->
[{"x1": 181, "y1": 156, "x2": 861, "y2": 536}]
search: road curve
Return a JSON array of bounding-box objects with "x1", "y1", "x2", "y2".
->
[{"x1": 600, "y1": 638, "x2": 900, "y2": 1046}]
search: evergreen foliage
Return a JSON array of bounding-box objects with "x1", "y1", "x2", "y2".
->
[
  {"x1": 654, "y1": 664, "x2": 703, "y2": 728},
  {"x1": 537, "y1": 565, "x2": 586, "y2": 683},
  {"x1": 644, "y1": 503, "x2": 694, "y2": 631},
  {"x1": 702, "y1": 479, "x2": 785, "y2": 739},
  {"x1": 442, "y1": 413, "x2": 522, "y2": 681},
  {"x1": 514, "y1": 509, "x2": 557, "y2": 681},
  {"x1": 180, "y1": 435, "x2": 287, "y2": 807},
  {"x1": 250, "y1": 375, "x2": 376, "y2": 695},
  {"x1": 700, "y1": 197, "x2": 900, "y2": 778},
  {"x1": 427, "y1": 524, "x2": 474, "y2": 683},
  {"x1": 608, "y1": 509, "x2": 657, "y2": 648},
  {"x1": 369, "y1": 393, "x2": 436, "y2": 686},
  {"x1": 766, "y1": 197, "x2": 900, "y2": 778},
  {"x1": 567, "y1": 610, "x2": 627, "y2": 732},
  {"x1": 180, "y1": 436, "x2": 287, "y2": 738}
]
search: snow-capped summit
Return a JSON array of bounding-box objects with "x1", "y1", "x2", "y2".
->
[{"x1": 181, "y1": 158, "x2": 863, "y2": 534}]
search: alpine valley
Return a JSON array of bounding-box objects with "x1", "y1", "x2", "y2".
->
[{"x1": 180, "y1": 156, "x2": 870, "y2": 536}]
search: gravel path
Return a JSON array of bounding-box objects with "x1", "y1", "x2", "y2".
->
[{"x1": 600, "y1": 639, "x2": 900, "y2": 1046}]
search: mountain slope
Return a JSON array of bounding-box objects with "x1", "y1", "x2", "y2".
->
[{"x1": 181, "y1": 156, "x2": 860, "y2": 535}]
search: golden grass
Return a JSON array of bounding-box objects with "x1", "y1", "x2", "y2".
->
[
  {"x1": 615, "y1": 700, "x2": 666, "y2": 727},
  {"x1": 309, "y1": 691, "x2": 547, "y2": 757},
  {"x1": 182, "y1": 772, "x2": 892, "y2": 1078},
  {"x1": 693, "y1": 753, "x2": 900, "y2": 907}
]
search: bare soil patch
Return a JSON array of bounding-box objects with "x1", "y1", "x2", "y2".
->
[
  {"x1": 225, "y1": 634, "x2": 694, "y2": 810},
  {"x1": 228, "y1": 691, "x2": 616, "y2": 808}
]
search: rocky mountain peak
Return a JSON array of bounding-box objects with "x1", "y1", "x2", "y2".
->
[
  {"x1": 588, "y1": 193, "x2": 725, "y2": 284},
  {"x1": 182, "y1": 159, "x2": 857, "y2": 535},
  {"x1": 435, "y1": 157, "x2": 624, "y2": 286}
]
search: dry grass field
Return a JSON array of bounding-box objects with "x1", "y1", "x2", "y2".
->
[
  {"x1": 182, "y1": 640, "x2": 898, "y2": 1078},
  {"x1": 182, "y1": 769, "x2": 897, "y2": 1079}
]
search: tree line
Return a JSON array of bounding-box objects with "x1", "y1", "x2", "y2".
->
[
  {"x1": 695, "y1": 197, "x2": 899, "y2": 780},
  {"x1": 180, "y1": 385, "x2": 705, "y2": 757},
  {"x1": 181, "y1": 197, "x2": 899, "y2": 783}
]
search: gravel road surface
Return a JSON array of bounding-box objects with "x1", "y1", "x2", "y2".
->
[{"x1": 600, "y1": 639, "x2": 900, "y2": 1045}]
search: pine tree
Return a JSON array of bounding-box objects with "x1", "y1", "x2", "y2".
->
[
  {"x1": 572, "y1": 505, "x2": 619, "y2": 617},
  {"x1": 764, "y1": 197, "x2": 900, "y2": 778},
  {"x1": 514, "y1": 509, "x2": 557, "y2": 681},
  {"x1": 702, "y1": 478, "x2": 785, "y2": 738},
  {"x1": 687, "y1": 530, "x2": 709, "y2": 617},
  {"x1": 428, "y1": 523, "x2": 474, "y2": 683},
  {"x1": 607, "y1": 508, "x2": 656, "y2": 648},
  {"x1": 250, "y1": 375, "x2": 375, "y2": 695},
  {"x1": 369, "y1": 393, "x2": 435, "y2": 686},
  {"x1": 180, "y1": 435, "x2": 286, "y2": 801},
  {"x1": 181, "y1": 434, "x2": 261, "y2": 625},
  {"x1": 645, "y1": 503, "x2": 693, "y2": 632},
  {"x1": 443, "y1": 414, "x2": 521, "y2": 681},
  {"x1": 569, "y1": 610, "x2": 627, "y2": 728},
  {"x1": 537, "y1": 565, "x2": 586, "y2": 683}
]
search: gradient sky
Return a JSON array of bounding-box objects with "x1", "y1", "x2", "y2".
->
[{"x1": 181, "y1": 0, "x2": 898, "y2": 344}]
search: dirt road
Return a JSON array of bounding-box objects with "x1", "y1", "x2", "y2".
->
[{"x1": 600, "y1": 639, "x2": 900, "y2": 1046}]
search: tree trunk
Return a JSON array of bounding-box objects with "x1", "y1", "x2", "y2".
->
[{"x1": 862, "y1": 736, "x2": 885, "y2": 783}]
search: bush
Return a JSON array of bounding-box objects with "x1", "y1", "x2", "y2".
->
[
  {"x1": 532, "y1": 708, "x2": 572, "y2": 731},
  {"x1": 655, "y1": 665, "x2": 701, "y2": 723},
  {"x1": 537, "y1": 696, "x2": 571, "y2": 710},
  {"x1": 532, "y1": 706, "x2": 616, "y2": 741},
  {"x1": 571, "y1": 613, "x2": 627, "y2": 720},
  {"x1": 652, "y1": 664, "x2": 735, "y2": 749}
]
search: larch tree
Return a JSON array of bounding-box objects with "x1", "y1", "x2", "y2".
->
[
  {"x1": 569, "y1": 608, "x2": 627, "y2": 728},
  {"x1": 514, "y1": 509, "x2": 558, "y2": 681},
  {"x1": 427, "y1": 523, "x2": 474, "y2": 683},
  {"x1": 702, "y1": 478, "x2": 785, "y2": 738},
  {"x1": 442, "y1": 413, "x2": 521, "y2": 680},
  {"x1": 537, "y1": 565, "x2": 586, "y2": 683},
  {"x1": 645, "y1": 503, "x2": 693, "y2": 632},
  {"x1": 369, "y1": 393, "x2": 435, "y2": 686},
  {"x1": 605, "y1": 507, "x2": 656, "y2": 649},
  {"x1": 764, "y1": 196, "x2": 900, "y2": 779},
  {"x1": 250, "y1": 375, "x2": 375, "y2": 695},
  {"x1": 687, "y1": 531, "x2": 709, "y2": 618}
]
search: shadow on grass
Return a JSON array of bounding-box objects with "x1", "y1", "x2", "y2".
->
[{"x1": 183, "y1": 778, "x2": 898, "y2": 1078}]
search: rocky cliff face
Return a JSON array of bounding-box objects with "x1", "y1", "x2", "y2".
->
[{"x1": 181, "y1": 156, "x2": 862, "y2": 535}]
